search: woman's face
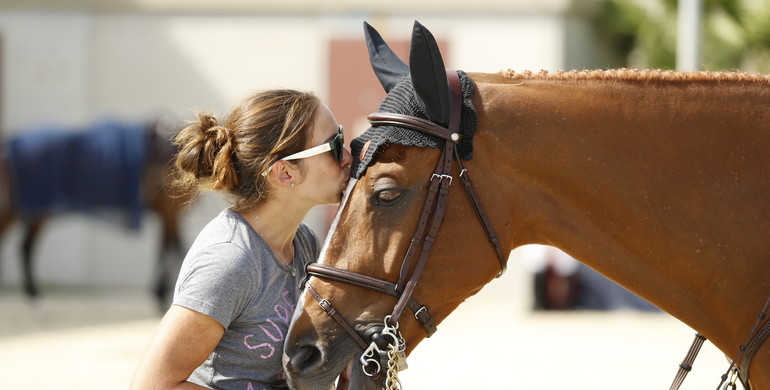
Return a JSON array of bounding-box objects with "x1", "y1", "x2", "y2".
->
[{"x1": 293, "y1": 103, "x2": 352, "y2": 206}]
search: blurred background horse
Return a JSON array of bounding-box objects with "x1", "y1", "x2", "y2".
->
[{"x1": 0, "y1": 117, "x2": 189, "y2": 307}]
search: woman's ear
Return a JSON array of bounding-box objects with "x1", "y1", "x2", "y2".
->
[{"x1": 274, "y1": 160, "x2": 299, "y2": 188}]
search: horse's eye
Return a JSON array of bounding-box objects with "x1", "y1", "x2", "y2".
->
[{"x1": 375, "y1": 189, "x2": 403, "y2": 205}]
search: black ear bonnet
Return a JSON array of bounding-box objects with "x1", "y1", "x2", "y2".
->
[{"x1": 350, "y1": 70, "x2": 478, "y2": 179}]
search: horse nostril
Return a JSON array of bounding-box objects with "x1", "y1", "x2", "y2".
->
[{"x1": 288, "y1": 344, "x2": 323, "y2": 373}]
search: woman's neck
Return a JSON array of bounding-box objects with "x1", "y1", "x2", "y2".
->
[{"x1": 241, "y1": 198, "x2": 311, "y2": 261}]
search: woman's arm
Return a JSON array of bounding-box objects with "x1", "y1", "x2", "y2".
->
[{"x1": 130, "y1": 305, "x2": 225, "y2": 390}]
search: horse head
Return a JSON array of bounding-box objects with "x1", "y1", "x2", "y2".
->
[{"x1": 284, "y1": 21, "x2": 507, "y2": 390}]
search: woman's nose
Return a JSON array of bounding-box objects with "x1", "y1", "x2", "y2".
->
[{"x1": 340, "y1": 146, "x2": 354, "y2": 168}]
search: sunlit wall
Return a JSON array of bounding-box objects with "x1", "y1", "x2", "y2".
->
[{"x1": 0, "y1": 3, "x2": 606, "y2": 289}]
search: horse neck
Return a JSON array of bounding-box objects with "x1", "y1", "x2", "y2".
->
[{"x1": 470, "y1": 72, "x2": 770, "y2": 354}]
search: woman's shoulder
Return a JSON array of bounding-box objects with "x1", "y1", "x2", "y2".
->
[
  {"x1": 177, "y1": 210, "x2": 264, "y2": 293},
  {"x1": 296, "y1": 223, "x2": 320, "y2": 248},
  {"x1": 293, "y1": 223, "x2": 321, "y2": 269},
  {"x1": 297, "y1": 222, "x2": 318, "y2": 237},
  {"x1": 184, "y1": 209, "x2": 262, "y2": 266},
  {"x1": 191, "y1": 208, "x2": 250, "y2": 245}
]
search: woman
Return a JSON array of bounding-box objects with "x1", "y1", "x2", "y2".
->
[{"x1": 130, "y1": 89, "x2": 352, "y2": 389}]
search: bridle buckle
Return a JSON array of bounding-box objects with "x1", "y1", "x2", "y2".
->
[
  {"x1": 431, "y1": 173, "x2": 453, "y2": 186},
  {"x1": 414, "y1": 306, "x2": 428, "y2": 320}
]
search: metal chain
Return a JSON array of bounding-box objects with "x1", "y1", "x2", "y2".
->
[
  {"x1": 385, "y1": 342, "x2": 402, "y2": 390},
  {"x1": 381, "y1": 316, "x2": 406, "y2": 390},
  {"x1": 358, "y1": 316, "x2": 408, "y2": 389}
]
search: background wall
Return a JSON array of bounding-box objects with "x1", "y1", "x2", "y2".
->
[{"x1": 0, "y1": 2, "x2": 610, "y2": 291}]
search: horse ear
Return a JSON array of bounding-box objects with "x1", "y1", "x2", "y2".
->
[
  {"x1": 364, "y1": 21, "x2": 409, "y2": 93},
  {"x1": 409, "y1": 21, "x2": 451, "y2": 126}
]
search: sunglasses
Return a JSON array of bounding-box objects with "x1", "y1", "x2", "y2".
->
[
  {"x1": 262, "y1": 125, "x2": 345, "y2": 177},
  {"x1": 280, "y1": 125, "x2": 344, "y2": 162}
]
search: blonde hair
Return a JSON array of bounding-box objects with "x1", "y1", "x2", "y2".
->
[{"x1": 173, "y1": 89, "x2": 320, "y2": 211}]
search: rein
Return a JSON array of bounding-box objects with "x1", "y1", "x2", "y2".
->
[
  {"x1": 303, "y1": 70, "x2": 507, "y2": 388},
  {"x1": 669, "y1": 295, "x2": 770, "y2": 390}
]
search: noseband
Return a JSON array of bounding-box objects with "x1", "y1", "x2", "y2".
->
[{"x1": 302, "y1": 70, "x2": 507, "y2": 385}]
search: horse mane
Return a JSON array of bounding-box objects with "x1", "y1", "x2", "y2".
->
[{"x1": 502, "y1": 68, "x2": 770, "y2": 87}]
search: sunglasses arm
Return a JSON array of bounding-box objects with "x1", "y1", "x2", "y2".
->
[{"x1": 280, "y1": 143, "x2": 333, "y2": 161}]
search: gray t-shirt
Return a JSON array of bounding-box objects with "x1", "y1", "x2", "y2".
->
[{"x1": 173, "y1": 208, "x2": 319, "y2": 390}]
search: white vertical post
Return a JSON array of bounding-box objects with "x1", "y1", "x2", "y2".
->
[{"x1": 677, "y1": 0, "x2": 702, "y2": 71}]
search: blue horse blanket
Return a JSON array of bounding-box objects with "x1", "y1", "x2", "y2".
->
[{"x1": 7, "y1": 120, "x2": 148, "y2": 229}]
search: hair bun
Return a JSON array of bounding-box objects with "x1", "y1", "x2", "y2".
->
[
  {"x1": 174, "y1": 112, "x2": 239, "y2": 191},
  {"x1": 203, "y1": 123, "x2": 239, "y2": 191},
  {"x1": 204, "y1": 124, "x2": 235, "y2": 149}
]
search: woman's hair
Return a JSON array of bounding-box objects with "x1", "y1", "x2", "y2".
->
[{"x1": 173, "y1": 89, "x2": 320, "y2": 211}]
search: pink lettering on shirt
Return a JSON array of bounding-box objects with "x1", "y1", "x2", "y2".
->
[
  {"x1": 243, "y1": 334, "x2": 275, "y2": 359},
  {"x1": 259, "y1": 319, "x2": 284, "y2": 342},
  {"x1": 243, "y1": 289, "x2": 297, "y2": 359}
]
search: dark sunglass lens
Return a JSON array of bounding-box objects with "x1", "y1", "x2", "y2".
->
[{"x1": 332, "y1": 137, "x2": 343, "y2": 162}]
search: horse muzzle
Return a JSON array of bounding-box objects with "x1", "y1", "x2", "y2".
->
[
  {"x1": 283, "y1": 347, "x2": 383, "y2": 390},
  {"x1": 284, "y1": 308, "x2": 393, "y2": 390}
]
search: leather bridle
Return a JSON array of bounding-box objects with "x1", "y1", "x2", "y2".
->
[{"x1": 302, "y1": 70, "x2": 507, "y2": 383}]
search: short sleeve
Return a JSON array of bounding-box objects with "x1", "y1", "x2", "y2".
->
[
  {"x1": 296, "y1": 224, "x2": 320, "y2": 268},
  {"x1": 173, "y1": 242, "x2": 259, "y2": 329}
]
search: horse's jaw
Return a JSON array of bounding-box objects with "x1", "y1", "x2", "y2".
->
[
  {"x1": 283, "y1": 351, "x2": 383, "y2": 390},
  {"x1": 342, "y1": 359, "x2": 385, "y2": 390},
  {"x1": 283, "y1": 306, "x2": 385, "y2": 390},
  {"x1": 282, "y1": 347, "x2": 347, "y2": 390}
]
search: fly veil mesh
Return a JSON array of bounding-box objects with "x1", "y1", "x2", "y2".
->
[{"x1": 350, "y1": 70, "x2": 478, "y2": 179}]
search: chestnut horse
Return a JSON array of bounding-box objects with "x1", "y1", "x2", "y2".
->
[
  {"x1": 0, "y1": 118, "x2": 189, "y2": 307},
  {"x1": 284, "y1": 22, "x2": 770, "y2": 389}
]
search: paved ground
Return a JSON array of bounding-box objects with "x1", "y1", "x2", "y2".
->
[{"x1": 0, "y1": 270, "x2": 731, "y2": 390}]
